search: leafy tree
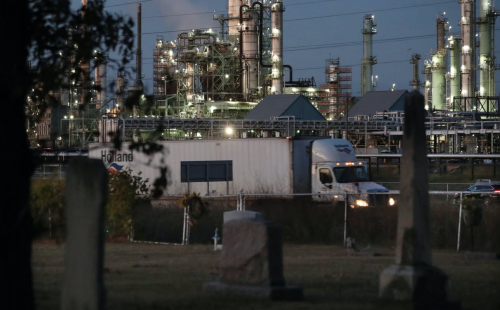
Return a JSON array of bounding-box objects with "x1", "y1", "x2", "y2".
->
[{"x1": 2, "y1": 1, "x2": 135, "y2": 309}]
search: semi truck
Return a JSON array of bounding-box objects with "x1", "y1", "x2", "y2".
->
[{"x1": 89, "y1": 138, "x2": 395, "y2": 207}]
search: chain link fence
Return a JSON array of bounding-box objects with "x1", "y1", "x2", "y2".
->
[{"x1": 130, "y1": 191, "x2": 500, "y2": 253}]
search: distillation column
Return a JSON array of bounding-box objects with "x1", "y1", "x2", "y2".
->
[
  {"x1": 361, "y1": 15, "x2": 377, "y2": 96},
  {"x1": 80, "y1": 0, "x2": 91, "y2": 104},
  {"x1": 241, "y1": 8, "x2": 259, "y2": 96},
  {"x1": 410, "y1": 54, "x2": 421, "y2": 91},
  {"x1": 447, "y1": 35, "x2": 461, "y2": 108},
  {"x1": 95, "y1": 53, "x2": 107, "y2": 106},
  {"x1": 271, "y1": 0, "x2": 284, "y2": 95},
  {"x1": 431, "y1": 14, "x2": 447, "y2": 109},
  {"x1": 116, "y1": 72, "x2": 125, "y2": 110},
  {"x1": 478, "y1": 0, "x2": 494, "y2": 97},
  {"x1": 423, "y1": 61, "x2": 432, "y2": 109},
  {"x1": 228, "y1": 0, "x2": 240, "y2": 42},
  {"x1": 459, "y1": 0, "x2": 476, "y2": 104}
]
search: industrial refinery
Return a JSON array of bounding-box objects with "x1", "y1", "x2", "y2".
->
[{"x1": 29, "y1": 0, "x2": 499, "y2": 154}]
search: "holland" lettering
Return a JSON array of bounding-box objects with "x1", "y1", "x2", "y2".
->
[{"x1": 101, "y1": 150, "x2": 134, "y2": 163}]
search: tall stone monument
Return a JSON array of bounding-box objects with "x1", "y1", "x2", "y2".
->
[
  {"x1": 379, "y1": 91, "x2": 459, "y2": 309},
  {"x1": 61, "y1": 158, "x2": 108, "y2": 310}
]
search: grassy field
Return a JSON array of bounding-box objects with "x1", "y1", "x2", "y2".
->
[{"x1": 32, "y1": 242, "x2": 500, "y2": 310}]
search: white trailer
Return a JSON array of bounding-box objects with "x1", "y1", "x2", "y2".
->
[
  {"x1": 89, "y1": 139, "x2": 293, "y2": 195},
  {"x1": 89, "y1": 138, "x2": 395, "y2": 206}
]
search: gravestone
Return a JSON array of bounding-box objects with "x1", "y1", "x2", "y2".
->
[
  {"x1": 378, "y1": 91, "x2": 459, "y2": 309},
  {"x1": 223, "y1": 210, "x2": 263, "y2": 223},
  {"x1": 204, "y1": 212, "x2": 302, "y2": 300},
  {"x1": 61, "y1": 158, "x2": 108, "y2": 310}
]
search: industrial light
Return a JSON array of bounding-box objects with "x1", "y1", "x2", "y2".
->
[
  {"x1": 389, "y1": 198, "x2": 395, "y2": 206},
  {"x1": 225, "y1": 127, "x2": 233, "y2": 135},
  {"x1": 355, "y1": 200, "x2": 369, "y2": 207}
]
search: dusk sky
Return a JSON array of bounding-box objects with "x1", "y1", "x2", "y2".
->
[{"x1": 71, "y1": 0, "x2": 500, "y2": 97}]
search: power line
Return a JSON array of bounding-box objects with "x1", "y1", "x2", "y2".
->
[
  {"x1": 284, "y1": 34, "x2": 436, "y2": 52},
  {"x1": 133, "y1": 1, "x2": 458, "y2": 36},
  {"x1": 287, "y1": 0, "x2": 341, "y2": 6},
  {"x1": 294, "y1": 59, "x2": 409, "y2": 71},
  {"x1": 285, "y1": 1, "x2": 455, "y2": 22},
  {"x1": 143, "y1": 11, "x2": 225, "y2": 19},
  {"x1": 105, "y1": 0, "x2": 155, "y2": 8}
]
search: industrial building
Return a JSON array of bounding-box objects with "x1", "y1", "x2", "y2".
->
[{"x1": 28, "y1": 0, "x2": 499, "y2": 154}]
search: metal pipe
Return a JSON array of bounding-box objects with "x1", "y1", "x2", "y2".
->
[
  {"x1": 283, "y1": 64, "x2": 293, "y2": 82},
  {"x1": 457, "y1": 192, "x2": 463, "y2": 252}
]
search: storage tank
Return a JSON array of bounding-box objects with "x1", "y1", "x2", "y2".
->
[{"x1": 431, "y1": 53, "x2": 446, "y2": 109}]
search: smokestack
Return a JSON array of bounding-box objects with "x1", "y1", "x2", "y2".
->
[
  {"x1": 410, "y1": 54, "x2": 421, "y2": 91},
  {"x1": 361, "y1": 14, "x2": 377, "y2": 96}
]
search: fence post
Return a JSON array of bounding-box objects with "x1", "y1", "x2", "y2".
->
[
  {"x1": 344, "y1": 193, "x2": 348, "y2": 246},
  {"x1": 457, "y1": 192, "x2": 463, "y2": 252},
  {"x1": 48, "y1": 207, "x2": 52, "y2": 239},
  {"x1": 182, "y1": 207, "x2": 187, "y2": 245},
  {"x1": 186, "y1": 206, "x2": 191, "y2": 245}
]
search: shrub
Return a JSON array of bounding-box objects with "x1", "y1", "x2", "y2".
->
[
  {"x1": 107, "y1": 167, "x2": 150, "y2": 237},
  {"x1": 30, "y1": 179, "x2": 66, "y2": 240},
  {"x1": 30, "y1": 166, "x2": 152, "y2": 240}
]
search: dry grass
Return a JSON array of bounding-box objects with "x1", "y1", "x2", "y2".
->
[
  {"x1": 32, "y1": 242, "x2": 500, "y2": 310},
  {"x1": 133, "y1": 197, "x2": 500, "y2": 252}
]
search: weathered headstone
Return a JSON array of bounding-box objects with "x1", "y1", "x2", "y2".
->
[
  {"x1": 223, "y1": 210, "x2": 263, "y2": 223},
  {"x1": 61, "y1": 158, "x2": 108, "y2": 310},
  {"x1": 204, "y1": 212, "x2": 302, "y2": 300},
  {"x1": 379, "y1": 91, "x2": 459, "y2": 309}
]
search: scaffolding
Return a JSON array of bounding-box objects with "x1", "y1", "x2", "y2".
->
[
  {"x1": 319, "y1": 58, "x2": 352, "y2": 120},
  {"x1": 153, "y1": 36, "x2": 177, "y2": 96},
  {"x1": 174, "y1": 30, "x2": 242, "y2": 117}
]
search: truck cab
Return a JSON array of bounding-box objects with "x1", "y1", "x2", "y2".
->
[{"x1": 310, "y1": 139, "x2": 396, "y2": 207}]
